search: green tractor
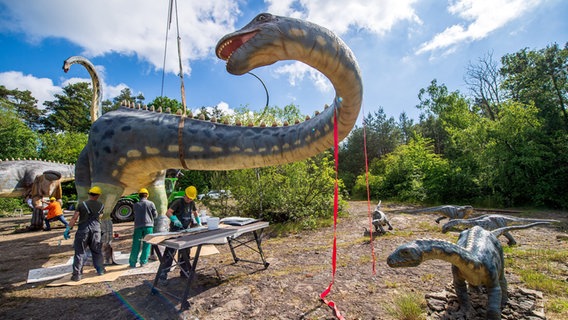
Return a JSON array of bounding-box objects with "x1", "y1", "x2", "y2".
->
[{"x1": 110, "y1": 170, "x2": 186, "y2": 223}]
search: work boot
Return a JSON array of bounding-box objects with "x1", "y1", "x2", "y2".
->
[
  {"x1": 71, "y1": 274, "x2": 81, "y2": 282},
  {"x1": 97, "y1": 268, "x2": 107, "y2": 276}
]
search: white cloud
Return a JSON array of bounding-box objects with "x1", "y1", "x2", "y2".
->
[
  {"x1": 0, "y1": 71, "x2": 62, "y2": 108},
  {"x1": 0, "y1": 0, "x2": 241, "y2": 75},
  {"x1": 264, "y1": 0, "x2": 421, "y2": 93},
  {"x1": 266, "y1": 0, "x2": 421, "y2": 36},
  {"x1": 416, "y1": 0, "x2": 543, "y2": 55},
  {"x1": 274, "y1": 62, "x2": 331, "y2": 93}
]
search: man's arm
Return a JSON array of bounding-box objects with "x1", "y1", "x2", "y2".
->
[
  {"x1": 69, "y1": 211, "x2": 80, "y2": 228},
  {"x1": 165, "y1": 208, "x2": 174, "y2": 218}
]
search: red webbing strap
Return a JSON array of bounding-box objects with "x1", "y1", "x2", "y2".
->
[
  {"x1": 362, "y1": 111, "x2": 377, "y2": 274},
  {"x1": 319, "y1": 107, "x2": 345, "y2": 320}
]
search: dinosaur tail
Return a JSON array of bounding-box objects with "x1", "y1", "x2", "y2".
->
[
  {"x1": 513, "y1": 218, "x2": 560, "y2": 224},
  {"x1": 492, "y1": 222, "x2": 552, "y2": 238}
]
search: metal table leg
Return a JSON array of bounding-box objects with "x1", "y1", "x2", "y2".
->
[{"x1": 227, "y1": 229, "x2": 269, "y2": 269}]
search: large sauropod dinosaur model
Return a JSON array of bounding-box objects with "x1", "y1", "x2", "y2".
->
[
  {"x1": 386, "y1": 222, "x2": 551, "y2": 320},
  {"x1": 410, "y1": 205, "x2": 474, "y2": 223},
  {"x1": 442, "y1": 214, "x2": 559, "y2": 246},
  {"x1": 0, "y1": 159, "x2": 75, "y2": 230},
  {"x1": 63, "y1": 55, "x2": 103, "y2": 123},
  {"x1": 74, "y1": 13, "x2": 362, "y2": 263}
]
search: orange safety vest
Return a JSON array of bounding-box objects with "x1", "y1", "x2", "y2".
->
[{"x1": 45, "y1": 201, "x2": 63, "y2": 220}]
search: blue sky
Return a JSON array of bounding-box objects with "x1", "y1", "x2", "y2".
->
[{"x1": 0, "y1": 0, "x2": 566, "y2": 124}]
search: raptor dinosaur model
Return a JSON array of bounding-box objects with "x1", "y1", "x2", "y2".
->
[
  {"x1": 73, "y1": 13, "x2": 362, "y2": 264},
  {"x1": 411, "y1": 205, "x2": 474, "y2": 224},
  {"x1": 387, "y1": 222, "x2": 551, "y2": 320},
  {"x1": 442, "y1": 214, "x2": 558, "y2": 246},
  {"x1": 363, "y1": 200, "x2": 393, "y2": 237},
  {"x1": 63, "y1": 55, "x2": 103, "y2": 123},
  {"x1": 0, "y1": 159, "x2": 75, "y2": 230}
]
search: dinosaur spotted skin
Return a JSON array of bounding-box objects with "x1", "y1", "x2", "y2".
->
[
  {"x1": 387, "y1": 222, "x2": 551, "y2": 319},
  {"x1": 442, "y1": 214, "x2": 558, "y2": 246},
  {"x1": 74, "y1": 13, "x2": 362, "y2": 260}
]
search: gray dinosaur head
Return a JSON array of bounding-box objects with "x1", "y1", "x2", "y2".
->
[{"x1": 387, "y1": 242, "x2": 423, "y2": 267}]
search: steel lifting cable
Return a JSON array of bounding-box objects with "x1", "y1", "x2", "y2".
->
[{"x1": 160, "y1": 0, "x2": 173, "y2": 97}]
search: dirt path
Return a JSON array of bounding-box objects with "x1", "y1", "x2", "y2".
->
[{"x1": 0, "y1": 201, "x2": 566, "y2": 319}]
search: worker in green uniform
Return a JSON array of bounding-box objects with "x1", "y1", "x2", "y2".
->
[{"x1": 129, "y1": 188, "x2": 157, "y2": 268}]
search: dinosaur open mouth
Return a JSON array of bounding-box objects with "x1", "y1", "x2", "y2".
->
[{"x1": 216, "y1": 31, "x2": 258, "y2": 61}]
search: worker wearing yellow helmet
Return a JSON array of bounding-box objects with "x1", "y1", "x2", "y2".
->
[
  {"x1": 129, "y1": 187, "x2": 157, "y2": 268},
  {"x1": 40, "y1": 196, "x2": 68, "y2": 231},
  {"x1": 66, "y1": 186, "x2": 106, "y2": 281},
  {"x1": 158, "y1": 185, "x2": 199, "y2": 284}
]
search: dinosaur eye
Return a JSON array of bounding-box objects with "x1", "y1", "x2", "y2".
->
[{"x1": 257, "y1": 13, "x2": 268, "y2": 22}]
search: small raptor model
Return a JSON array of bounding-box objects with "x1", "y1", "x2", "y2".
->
[
  {"x1": 0, "y1": 159, "x2": 75, "y2": 230},
  {"x1": 364, "y1": 200, "x2": 393, "y2": 236},
  {"x1": 72, "y1": 13, "x2": 362, "y2": 263},
  {"x1": 411, "y1": 205, "x2": 474, "y2": 224},
  {"x1": 387, "y1": 222, "x2": 551, "y2": 320},
  {"x1": 442, "y1": 214, "x2": 558, "y2": 246}
]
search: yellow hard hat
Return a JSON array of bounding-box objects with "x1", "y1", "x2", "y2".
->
[
  {"x1": 88, "y1": 186, "x2": 102, "y2": 195},
  {"x1": 49, "y1": 197, "x2": 56, "y2": 201},
  {"x1": 185, "y1": 186, "x2": 197, "y2": 200},
  {"x1": 139, "y1": 188, "x2": 149, "y2": 196}
]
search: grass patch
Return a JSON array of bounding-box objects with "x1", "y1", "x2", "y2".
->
[
  {"x1": 516, "y1": 269, "x2": 566, "y2": 295},
  {"x1": 417, "y1": 221, "x2": 440, "y2": 233},
  {"x1": 504, "y1": 245, "x2": 568, "y2": 318},
  {"x1": 385, "y1": 292, "x2": 427, "y2": 320},
  {"x1": 547, "y1": 297, "x2": 568, "y2": 314}
]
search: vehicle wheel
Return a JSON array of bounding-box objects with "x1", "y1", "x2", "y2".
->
[{"x1": 111, "y1": 199, "x2": 135, "y2": 223}]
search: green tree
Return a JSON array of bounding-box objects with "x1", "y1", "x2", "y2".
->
[
  {"x1": 42, "y1": 82, "x2": 93, "y2": 133},
  {"x1": 0, "y1": 85, "x2": 45, "y2": 131},
  {"x1": 106, "y1": 87, "x2": 144, "y2": 112},
  {"x1": 480, "y1": 102, "x2": 566, "y2": 207},
  {"x1": 0, "y1": 108, "x2": 38, "y2": 159},
  {"x1": 149, "y1": 96, "x2": 183, "y2": 114},
  {"x1": 500, "y1": 43, "x2": 568, "y2": 132},
  {"x1": 338, "y1": 108, "x2": 403, "y2": 194},
  {"x1": 354, "y1": 136, "x2": 452, "y2": 203},
  {"x1": 38, "y1": 132, "x2": 88, "y2": 164},
  {"x1": 227, "y1": 153, "x2": 344, "y2": 228}
]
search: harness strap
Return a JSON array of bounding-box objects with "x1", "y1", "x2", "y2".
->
[
  {"x1": 177, "y1": 114, "x2": 189, "y2": 169},
  {"x1": 82, "y1": 201, "x2": 104, "y2": 221}
]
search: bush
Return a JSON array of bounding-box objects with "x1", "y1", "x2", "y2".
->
[{"x1": 0, "y1": 198, "x2": 30, "y2": 216}]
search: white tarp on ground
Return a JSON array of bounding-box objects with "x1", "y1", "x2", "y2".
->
[{"x1": 25, "y1": 251, "x2": 152, "y2": 283}]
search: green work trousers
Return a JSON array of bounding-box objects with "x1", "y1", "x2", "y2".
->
[{"x1": 129, "y1": 226, "x2": 153, "y2": 267}]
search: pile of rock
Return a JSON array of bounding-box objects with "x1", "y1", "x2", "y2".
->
[{"x1": 425, "y1": 284, "x2": 546, "y2": 320}]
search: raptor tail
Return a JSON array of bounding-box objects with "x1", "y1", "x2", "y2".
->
[{"x1": 492, "y1": 222, "x2": 552, "y2": 237}]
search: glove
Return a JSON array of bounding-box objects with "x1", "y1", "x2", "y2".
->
[
  {"x1": 195, "y1": 215, "x2": 202, "y2": 226},
  {"x1": 63, "y1": 226, "x2": 71, "y2": 240},
  {"x1": 170, "y1": 215, "x2": 183, "y2": 228}
]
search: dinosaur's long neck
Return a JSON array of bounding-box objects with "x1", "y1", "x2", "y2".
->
[
  {"x1": 415, "y1": 239, "x2": 476, "y2": 270},
  {"x1": 184, "y1": 15, "x2": 361, "y2": 169},
  {"x1": 63, "y1": 56, "x2": 102, "y2": 123}
]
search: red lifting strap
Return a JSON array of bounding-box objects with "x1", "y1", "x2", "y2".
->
[{"x1": 319, "y1": 107, "x2": 345, "y2": 320}]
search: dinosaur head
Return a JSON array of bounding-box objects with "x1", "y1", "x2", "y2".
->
[
  {"x1": 216, "y1": 13, "x2": 287, "y2": 75},
  {"x1": 387, "y1": 242, "x2": 423, "y2": 268}
]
